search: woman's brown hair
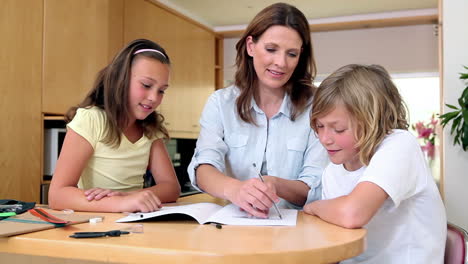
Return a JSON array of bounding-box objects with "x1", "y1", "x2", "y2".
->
[
  {"x1": 310, "y1": 64, "x2": 409, "y2": 165},
  {"x1": 65, "y1": 39, "x2": 170, "y2": 148},
  {"x1": 235, "y1": 2, "x2": 316, "y2": 124}
]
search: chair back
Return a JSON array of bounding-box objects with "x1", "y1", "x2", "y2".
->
[{"x1": 445, "y1": 223, "x2": 468, "y2": 264}]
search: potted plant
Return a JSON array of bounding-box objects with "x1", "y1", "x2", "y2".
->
[{"x1": 440, "y1": 66, "x2": 468, "y2": 151}]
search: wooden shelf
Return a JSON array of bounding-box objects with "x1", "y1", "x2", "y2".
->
[
  {"x1": 218, "y1": 14, "x2": 438, "y2": 38},
  {"x1": 43, "y1": 115, "x2": 65, "y2": 121}
]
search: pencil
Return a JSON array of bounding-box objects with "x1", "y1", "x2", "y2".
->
[{"x1": 252, "y1": 163, "x2": 283, "y2": 220}]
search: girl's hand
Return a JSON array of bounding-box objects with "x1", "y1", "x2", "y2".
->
[
  {"x1": 84, "y1": 188, "x2": 127, "y2": 201},
  {"x1": 226, "y1": 178, "x2": 279, "y2": 218},
  {"x1": 120, "y1": 190, "x2": 162, "y2": 213}
]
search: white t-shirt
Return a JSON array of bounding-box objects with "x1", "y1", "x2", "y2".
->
[{"x1": 322, "y1": 129, "x2": 446, "y2": 264}]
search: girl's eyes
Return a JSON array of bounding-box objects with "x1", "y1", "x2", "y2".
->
[
  {"x1": 287, "y1": 52, "x2": 298, "y2": 58},
  {"x1": 158, "y1": 89, "x2": 165, "y2": 94},
  {"x1": 142, "y1": 82, "x2": 151, "y2": 89},
  {"x1": 266, "y1": 48, "x2": 276, "y2": 53},
  {"x1": 335, "y1": 129, "x2": 345, "y2": 134}
]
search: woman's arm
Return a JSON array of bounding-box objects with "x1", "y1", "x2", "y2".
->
[
  {"x1": 263, "y1": 176, "x2": 310, "y2": 205},
  {"x1": 304, "y1": 181, "x2": 388, "y2": 228},
  {"x1": 196, "y1": 164, "x2": 278, "y2": 218},
  {"x1": 145, "y1": 139, "x2": 181, "y2": 202},
  {"x1": 48, "y1": 129, "x2": 162, "y2": 213},
  {"x1": 273, "y1": 129, "x2": 328, "y2": 206}
]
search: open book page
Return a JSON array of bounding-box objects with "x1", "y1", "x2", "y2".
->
[
  {"x1": 115, "y1": 203, "x2": 223, "y2": 224},
  {"x1": 115, "y1": 202, "x2": 298, "y2": 226},
  {"x1": 207, "y1": 203, "x2": 298, "y2": 226}
]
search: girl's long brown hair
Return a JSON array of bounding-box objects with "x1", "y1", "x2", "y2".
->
[
  {"x1": 235, "y1": 2, "x2": 316, "y2": 124},
  {"x1": 65, "y1": 39, "x2": 170, "y2": 148}
]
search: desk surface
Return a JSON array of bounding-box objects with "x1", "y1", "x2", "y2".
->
[{"x1": 0, "y1": 194, "x2": 366, "y2": 264}]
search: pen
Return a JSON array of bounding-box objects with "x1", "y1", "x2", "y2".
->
[
  {"x1": 252, "y1": 163, "x2": 283, "y2": 220},
  {"x1": 0, "y1": 204, "x2": 22, "y2": 212},
  {"x1": 69, "y1": 230, "x2": 129, "y2": 238}
]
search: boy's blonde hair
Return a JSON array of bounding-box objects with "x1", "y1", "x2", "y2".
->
[{"x1": 310, "y1": 64, "x2": 409, "y2": 165}]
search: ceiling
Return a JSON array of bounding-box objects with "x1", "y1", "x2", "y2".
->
[{"x1": 156, "y1": 0, "x2": 438, "y2": 29}]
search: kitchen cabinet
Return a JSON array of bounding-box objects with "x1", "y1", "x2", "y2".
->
[
  {"x1": 0, "y1": 0, "x2": 218, "y2": 202},
  {"x1": 124, "y1": 0, "x2": 216, "y2": 139},
  {"x1": 0, "y1": 0, "x2": 42, "y2": 202},
  {"x1": 42, "y1": 0, "x2": 124, "y2": 115}
]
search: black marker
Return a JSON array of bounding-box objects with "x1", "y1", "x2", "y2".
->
[{"x1": 70, "y1": 230, "x2": 130, "y2": 238}]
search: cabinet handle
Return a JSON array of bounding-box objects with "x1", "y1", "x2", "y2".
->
[
  {"x1": 192, "y1": 124, "x2": 198, "y2": 128},
  {"x1": 165, "y1": 122, "x2": 170, "y2": 125}
]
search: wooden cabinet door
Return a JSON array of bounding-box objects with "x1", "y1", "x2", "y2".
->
[
  {"x1": 42, "y1": 0, "x2": 123, "y2": 115},
  {"x1": 124, "y1": 0, "x2": 215, "y2": 139},
  {"x1": 0, "y1": 0, "x2": 42, "y2": 202}
]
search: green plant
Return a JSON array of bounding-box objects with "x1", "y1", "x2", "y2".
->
[{"x1": 440, "y1": 66, "x2": 468, "y2": 151}]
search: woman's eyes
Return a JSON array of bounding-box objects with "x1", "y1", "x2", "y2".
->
[{"x1": 265, "y1": 48, "x2": 298, "y2": 58}]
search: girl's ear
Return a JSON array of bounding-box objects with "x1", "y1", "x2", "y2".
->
[{"x1": 246, "y1": 36, "x2": 254, "y2": 57}]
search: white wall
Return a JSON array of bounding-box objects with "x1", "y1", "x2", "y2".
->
[
  {"x1": 223, "y1": 24, "x2": 438, "y2": 84},
  {"x1": 442, "y1": 0, "x2": 468, "y2": 230}
]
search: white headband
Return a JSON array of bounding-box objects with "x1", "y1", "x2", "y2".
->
[{"x1": 133, "y1": 49, "x2": 167, "y2": 59}]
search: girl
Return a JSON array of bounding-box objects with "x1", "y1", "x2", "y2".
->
[
  {"x1": 49, "y1": 39, "x2": 180, "y2": 213},
  {"x1": 304, "y1": 64, "x2": 446, "y2": 263},
  {"x1": 188, "y1": 3, "x2": 327, "y2": 218}
]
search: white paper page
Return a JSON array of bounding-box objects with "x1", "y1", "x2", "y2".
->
[
  {"x1": 115, "y1": 203, "x2": 223, "y2": 224},
  {"x1": 207, "y1": 204, "x2": 298, "y2": 226}
]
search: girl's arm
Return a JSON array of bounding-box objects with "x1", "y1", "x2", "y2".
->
[
  {"x1": 48, "y1": 129, "x2": 161, "y2": 213},
  {"x1": 304, "y1": 181, "x2": 388, "y2": 228},
  {"x1": 144, "y1": 139, "x2": 181, "y2": 202}
]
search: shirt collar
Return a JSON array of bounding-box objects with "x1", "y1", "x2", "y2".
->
[{"x1": 251, "y1": 92, "x2": 291, "y2": 119}]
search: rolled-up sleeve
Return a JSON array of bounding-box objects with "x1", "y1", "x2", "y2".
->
[
  {"x1": 187, "y1": 92, "x2": 228, "y2": 191},
  {"x1": 298, "y1": 130, "x2": 329, "y2": 205}
]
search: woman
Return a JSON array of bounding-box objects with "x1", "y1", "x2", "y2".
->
[{"x1": 188, "y1": 3, "x2": 327, "y2": 218}]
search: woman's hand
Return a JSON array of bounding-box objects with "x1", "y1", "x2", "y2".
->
[
  {"x1": 84, "y1": 188, "x2": 128, "y2": 201},
  {"x1": 225, "y1": 178, "x2": 279, "y2": 218},
  {"x1": 119, "y1": 190, "x2": 162, "y2": 213}
]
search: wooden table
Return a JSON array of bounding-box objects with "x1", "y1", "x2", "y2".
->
[{"x1": 0, "y1": 194, "x2": 366, "y2": 264}]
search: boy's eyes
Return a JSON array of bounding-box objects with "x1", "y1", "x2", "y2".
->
[{"x1": 315, "y1": 124, "x2": 346, "y2": 133}]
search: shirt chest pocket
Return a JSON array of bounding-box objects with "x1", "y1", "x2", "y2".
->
[
  {"x1": 225, "y1": 133, "x2": 248, "y2": 148},
  {"x1": 287, "y1": 137, "x2": 307, "y2": 152},
  {"x1": 285, "y1": 137, "x2": 307, "y2": 176}
]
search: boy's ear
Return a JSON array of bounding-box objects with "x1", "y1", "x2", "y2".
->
[{"x1": 246, "y1": 36, "x2": 254, "y2": 57}]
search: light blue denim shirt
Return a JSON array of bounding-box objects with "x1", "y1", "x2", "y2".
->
[{"x1": 188, "y1": 85, "x2": 328, "y2": 208}]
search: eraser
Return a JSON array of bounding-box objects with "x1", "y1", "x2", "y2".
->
[
  {"x1": 89, "y1": 217, "x2": 103, "y2": 224},
  {"x1": 62, "y1": 209, "x2": 74, "y2": 214}
]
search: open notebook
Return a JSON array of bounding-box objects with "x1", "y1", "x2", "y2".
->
[{"x1": 115, "y1": 202, "x2": 297, "y2": 226}]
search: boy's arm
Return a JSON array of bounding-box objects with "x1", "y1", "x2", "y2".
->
[{"x1": 304, "y1": 181, "x2": 388, "y2": 228}]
